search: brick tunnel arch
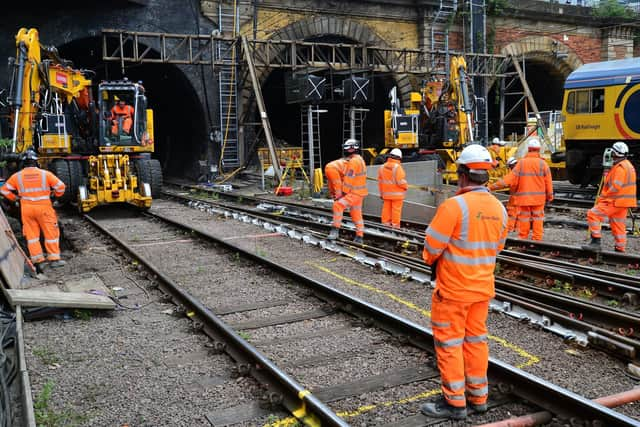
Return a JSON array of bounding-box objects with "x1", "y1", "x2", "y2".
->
[
  {"x1": 57, "y1": 37, "x2": 208, "y2": 179},
  {"x1": 241, "y1": 16, "x2": 413, "y2": 166},
  {"x1": 488, "y1": 36, "x2": 583, "y2": 138}
]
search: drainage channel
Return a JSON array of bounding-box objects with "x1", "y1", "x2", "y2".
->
[{"x1": 85, "y1": 203, "x2": 640, "y2": 426}]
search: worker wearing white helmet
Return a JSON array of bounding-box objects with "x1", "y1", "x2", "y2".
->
[
  {"x1": 488, "y1": 156, "x2": 520, "y2": 232},
  {"x1": 505, "y1": 137, "x2": 553, "y2": 240},
  {"x1": 584, "y1": 141, "x2": 637, "y2": 252},
  {"x1": 421, "y1": 144, "x2": 507, "y2": 420},
  {"x1": 377, "y1": 148, "x2": 408, "y2": 228}
]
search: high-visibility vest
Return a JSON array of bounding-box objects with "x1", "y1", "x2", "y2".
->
[
  {"x1": 0, "y1": 167, "x2": 65, "y2": 204},
  {"x1": 325, "y1": 158, "x2": 347, "y2": 196},
  {"x1": 111, "y1": 104, "x2": 134, "y2": 119},
  {"x1": 378, "y1": 158, "x2": 408, "y2": 200},
  {"x1": 423, "y1": 186, "x2": 508, "y2": 302},
  {"x1": 508, "y1": 152, "x2": 553, "y2": 206},
  {"x1": 600, "y1": 159, "x2": 637, "y2": 208},
  {"x1": 343, "y1": 154, "x2": 368, "y2": 197}
]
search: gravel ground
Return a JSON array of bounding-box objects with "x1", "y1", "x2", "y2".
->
[
  {"x1": 151, "y1": 197, "x2": 640, "y2": 422},
  {"x1": 18, "y1": 195, "x2": 640, "y2": 426}
]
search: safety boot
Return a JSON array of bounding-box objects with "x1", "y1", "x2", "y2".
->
[
  {"x1": 327, "y1": 227, "x2": 339, "y2": 241},
  {"x1": 421, "y1": 397, "x2": 467, "y2": 420},
  {"x1": 49, "y1": 260, "x2": 66, "y2": 268},
  {"x1": 353, "y1": 235, "x2": 364, "y2": 245},
  {"x1": 581, "y1": 237, "x2": 601, "y2": 252},
  {"x1": 469, "y1": 402, "x2": 488, "y2": 413}
]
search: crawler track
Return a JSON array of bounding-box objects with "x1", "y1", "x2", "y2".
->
[{"x1": 83, "y1": 206, "x2": 638, "y2": 426}]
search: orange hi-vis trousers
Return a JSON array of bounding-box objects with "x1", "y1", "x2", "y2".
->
[
  {"x1": 517, "y1": 204, "x2": 545, "y2": 240},
  {"x1": 587, "y1": 202, "x2": 628, "y2": 252},
  {"x1": 22, "y1": 202, "x2": 61, "y2": 264},
  {"x1": 381, "y1": 199, "x2": 403, "y2": 228},
  {"x1": 506, "y1": 202, "x2": 517, "y2": 232},
  {"x1": 431, "y1": 292, "x2": 490, "y2": 408},
  {"x1": 333, "y1": 193, "x2": 365, "y2": 237}
]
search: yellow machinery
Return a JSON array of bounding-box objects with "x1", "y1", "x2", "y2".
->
[{"x1": 6, "y1": 28, "x2": 162, "y2": 212}]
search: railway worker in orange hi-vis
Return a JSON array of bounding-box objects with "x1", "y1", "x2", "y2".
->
[
  {"x1": 378, "y1": 148, "x2": 408, "y2": 229},
  {"x1": 488, "y1": 156, "x2": 519, "y2": 232},
  {"x1": 421, "y1": 144, "x2": 508, "y2": 420},
  {"x1": 584, "y1": 141, "x2": 636, "y2": 253},
  {"x1": 0, "y1": 150, "x2": 66, "y2": 269},
  {"x1": 324, "y1": 157, "x2": 347, "y2": 200},
  {"x1": 110, "y1": 96, "x2": 135, "y2": 135},
  {"x1": 509, "y1": 137, "x2": 553, "y2": 240},
  {"x1": 327, "y1": 139, "x2": 368, "y2": 245}
]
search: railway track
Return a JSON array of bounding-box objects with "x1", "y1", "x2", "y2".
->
[
  {"x1": 161, "y1": 185, "x2": 640, "y2": 363},
  {"x1": 82, "y1": 205, "x2": 639, "y2": 426}
]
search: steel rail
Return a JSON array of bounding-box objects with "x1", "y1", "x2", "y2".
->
[
  {"x1": 111, "y1": 208, "x2": 640, "y2": 426},
  {"x1": 83, "y1": 213, "x2": 349, "y2": 427},
  {"x1": 166, "y1": 193, "x2": 640, "y2": 360}
]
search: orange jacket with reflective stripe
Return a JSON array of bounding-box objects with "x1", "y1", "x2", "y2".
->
[
  {"x1": 343, "y1": 154, "x2": 368, "y2": 197},
  {"x1": 508, "y1": 152, "x2": 553, "y2": 206},
  {"x1": 488, "y1": 169, "x2": 517, "y2": 203},
  {"x1": 423, "y1": 186, "x2": 508, "y2": 302},
  {"x1": 325, "y1": 158, "x2": 347, "y2": 197},
  {"x1": 0, "y1": 167, "x2": 65, "y2": 204},
  {"x1": 378, "y1": 158, "x2": 408, "y2": 200},
  {"x1": 111, "y1": 104, "x2": 134, "y2": 119},
  {"x1": 600, "y1": 159, "x2": 637, "y2": 208}
]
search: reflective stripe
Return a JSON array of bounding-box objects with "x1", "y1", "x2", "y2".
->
[
  {"x1": 47, "y1": 253, "x2": 60, "y2": 258},
  {"x1": 464, "y1": 334, "x2": 488, "y2": 343},
  {"x1": 610, "y1": 218, "x2": 626, "y2": 223},
  {"x1": 16, "y1": 171, "x2": 25, "y2": 193},
  {"x1": 609, "y1": 194, "x2": 636, "y2": 199},
  {"x1": 21, "y1": 195, "x2": 51, "y2": 201},
  {"x1": 44, "y1": 238, "x2": 59, "y2": 244},
  {"x1": 467, "y1": 386, "x2": 489, "y2": 397},
  {"x1": 0, "y1": 189, "x2": 12, "y2": 196},
  {"x1": 531, "y1": 210, "x2": 544, "y2": 215},
  {"x1": 423, "y1": 243, "x2": 441, "y2": 256},
  {"x1": 443, "y1": 380, "x2": 465, "y2": 391},
  {"x1": 591, "y1": 208, "x2": 606, "y2": 216},
  {"x1": 31, "y1": 254, "x2": 45, "y2": 261},
  {"x1": 445, "y1": 393, "x2": 466, "y2": 401},
  {"x1": 27, "y1": 238, "x2": 40, "y2": 244},
  {"x1": 453, "y1": 196, "x2": 469, "y2": 240},
  {"x1": 425, "y1": 227, "x2": 450, "y2": 244},
  {"x1": 381, "y1": 191, "x2": 405, "y2": 197},
  {"x1": 3, "y1": 183, "x2": 15, "y2": 190},
  {"x1": 434, "y1": 337, "x2": 464, "y2": 348},
  {"x1": 443, "y1": 252, "x2": 496, "y2": 265},
  {"x1": 351, "y1": 205, "x2": 362, "y2": 211},
  {"x1": 613, "y1": 234, "x2": 626, "y2": 239},
  {"x1": 466, "y1": 376, "x2": 488, "y2": 385},
  {"x1": 53, "y1": 181, "x2": 64, "y2": 189},
  {"x1": 450, "y1": 239, "x2": 499, "y2": 250},
  {"x1": 431, "y1": 320, "x2": 450, "y2": 328}
]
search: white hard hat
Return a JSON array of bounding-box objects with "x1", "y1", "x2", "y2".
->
[
  {"x1": 456, "y1": 144, "x2": 494, "y2": 170},
  {"x1": 527, "y1": 137, "x2": 541, "y2": 150},
  {"x1": 507, "y1": 156, "x2": 517, "y2": 167},
  {"x1": 612, "y1": 141, "x2": 629, "y2": 156},
  {"x1": 492, "y1": 137, "x2": 505, "y2": 146},
  {"x1": 343, "y1": 139, "x2": 360, "y2": 153},
  {"x1": 389, "y1": 148, "x2": 402, "y2": 159}
]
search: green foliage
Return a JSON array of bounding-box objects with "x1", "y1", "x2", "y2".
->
[
  {"x1": 34, "y1": 380, "x2": 88, "y2": 427},
  {"x1": 72, "y1": 310, "x2": 92, "y2": 321},
  {"x1": 33, "y1": 348, "x2": 60, "y2": 366},
  {"x1": 592, "y1": 0, "x2": 636, "y2": 18},
  {"x1": 237, "y1": 331, "x2": 251, "y2": 341},
  {"x1": 607, "y1": 299, "x2": 619, "y2": 307},
  {"x1": 487, "y1": 0, "x2": 508, "y2": 16}
]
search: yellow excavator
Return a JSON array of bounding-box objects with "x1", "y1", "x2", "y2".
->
[
  {"x1": 5, "y1": 28, "x2": 162, "y2": 212},
  {"x1": 376, "y1": 56, "x2": 516, "y2": 183}
]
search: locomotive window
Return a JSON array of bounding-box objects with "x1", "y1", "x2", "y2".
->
[
  {"x1": 576, "y1": 90, "x2": 590, "y2": 114},
  {"x1": 591, "y1": 89, "x2": 604, "y2": 113},
  {"x1": 566, "y1": 92, "x2": 575, "y2": 114}
]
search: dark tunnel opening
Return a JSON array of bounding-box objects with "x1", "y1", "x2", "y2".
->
[
  {"x1": 57, "y1": 37, "x2": 207, "y2": 178},
  {"x1": 487, "y1": 59, "x2": 566, "y2": 140},
  {"x1": 259, "y1": 35, "x2": 396, "y2": 168}
]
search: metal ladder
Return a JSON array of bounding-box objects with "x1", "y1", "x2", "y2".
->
[
  {"x1": 217, "y1": 2, "x2": 240, "y2": 168},
  {"x1": 342, "y1": 105, "x2": 367, "y2": 147},
  {"x1": 301, "y1": 105, "x2": 322, "y2": 177},
  {"x1": 430, "y1": 0, "x2": 458, "y2": 72}
]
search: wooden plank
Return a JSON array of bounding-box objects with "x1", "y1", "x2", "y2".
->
[
  {"x1": 0, "y1": 208, "x2": 29, "y2": 289},
  {"x1": 227, "y1": 308, "x2": 332, "y2": 330},
  {"x1": 16, "y1": 307, "x2": 36, "y2": 427},
  {"x1": 251, "y1": 326, "x2": 354, "y2": 347},
  {"x1": 6, "y1": 290, "x2": 116, "y2": 309},
  {"x1": 315, "y1": 366, "x2": 440, "y2": 403},
  {"x1": 212, "y1": 299, "x2": 290, "y2": 315},
  {"x1": 205, "y1": 402, "x2": 287, "y2": 426}
]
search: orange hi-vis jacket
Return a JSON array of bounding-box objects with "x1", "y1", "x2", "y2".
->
[
  {"x1": 111, "y1": 104, "x2": 134, "y2": 120},
  {"x1": 343, "y1": 154, "x2": 368, "y2": 197},
  {"x1": 378, "y1": 158, "x2": 408, "y2": 200},
  {"x1": 599, "y1": 159, "x2": 637, "y2": 208},
  {"x1": 507, "y1": 152, "x2": 553, "y2": 206},
  {"x1": 423, "y1": 186, "x2": 508, "y2": 302},
  {"x1": 1, "y1": 167, "x2": 65, "y2": 204},
  {"x1": 325, "y1": 158, "x2": 347, "y2": 197}
]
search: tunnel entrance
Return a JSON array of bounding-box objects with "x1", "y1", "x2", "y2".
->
[
  {"x1": 57, "y1": 37, "x2": 207, "y2": 178},
  {"x1": 258, "y1": 35, "x2": 397, "y2": 168},
  {"x1": 487, "y1": 58, "x2": 567, "y2": 140}
]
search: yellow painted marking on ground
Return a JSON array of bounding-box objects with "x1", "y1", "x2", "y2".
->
[
  {"x1": 186, "y1": 311, "x2": 195, "y2": 318},
  {"x1": 263, "y1": 388, "x2": 442, "y2": 426},
  {"x1": 307, "y1": 262, "x2": 540, "y2": 368}
]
